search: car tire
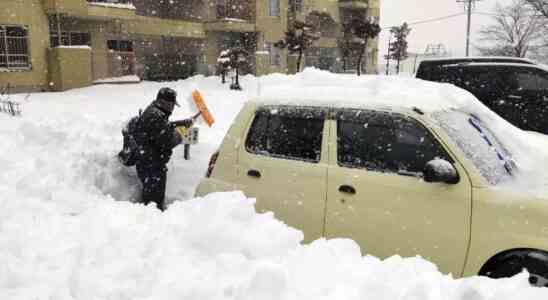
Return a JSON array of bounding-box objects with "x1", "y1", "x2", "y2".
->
[{"x1": 483, "y1": 252, "x2": 548, "y2": 287}]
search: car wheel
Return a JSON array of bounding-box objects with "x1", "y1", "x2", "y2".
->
[{"x1": 487, "y1": 257, "x2": 548, "y2": 287}]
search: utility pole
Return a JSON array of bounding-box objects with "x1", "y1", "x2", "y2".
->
[
  {"x1": 457, "y1": 0, "x2": 481, "y2": 56},
  {"x1": 385, "y1": 33, "x2": 391, "y2": 75}
]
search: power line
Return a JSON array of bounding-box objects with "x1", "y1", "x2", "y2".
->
[{"x1": 381, "y1": 12, "x2": 466, "y2": 30}]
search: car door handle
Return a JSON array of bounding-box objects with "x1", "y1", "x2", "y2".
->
[
  {"x1": 508, "y1": 95, "x2": 522, "y2": 99},
  {"x1": 247, "y1": 169, "x2": 261, "y2": 178},
  {"x1": 338, "y1": 185, "x2": 356, "y2": 195}
]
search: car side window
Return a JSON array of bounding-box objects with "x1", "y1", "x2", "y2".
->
[
  {"x1": 504, "y1": 68, "x2": 538, "y2": 92},
  {"x1": 337, "y1": 110, "x2": 452, "y2": 175},
  {"x1": 245, "y1": 106, "x2": 325, "y2": 163},
  {"x1": 537, "y1": 71, "x2": 548, "y2": 90}
]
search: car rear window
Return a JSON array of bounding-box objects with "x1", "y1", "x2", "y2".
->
[{"x1": 245, "y1": 106, "x2": 325, "y2": 163}]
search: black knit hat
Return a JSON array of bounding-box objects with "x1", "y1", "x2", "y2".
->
[{"x1": 156, "y1": 87, "x2": 179, "y2": 106}]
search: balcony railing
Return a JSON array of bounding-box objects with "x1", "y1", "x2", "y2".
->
[
  {"x1": 338, "y1": 0, "x2": 368, "y2": 9},
  {"x1": 215, "y1": 0, "x2": 252, "y2": 21},
  {"x1": 87, "y1": 0, "x2": 133, "y2": 4}
]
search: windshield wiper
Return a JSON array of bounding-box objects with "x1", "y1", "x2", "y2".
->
[{"x1": 468, "y1": 117, "x2": 513, "y2": 175}]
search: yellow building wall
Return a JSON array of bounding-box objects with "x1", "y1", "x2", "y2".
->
[
  {"x1": 0, "y1": 0, "x2": 50, "y2": 92},
  {"x1": 255, "y1": 0, "x2": 288, "y2": 74},
  {"x1": 48, "y1": 47, "x2": 92, "y2": 91},
  {"x1": 43, "y1": 0, "x2": 88, "y2": 17}
]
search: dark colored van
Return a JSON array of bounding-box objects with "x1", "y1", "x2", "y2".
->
[{"x1": 416, "y1": 58, "x2": 548, "y2": 134}]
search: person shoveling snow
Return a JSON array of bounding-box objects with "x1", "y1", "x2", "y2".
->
[{"x1": 118, "y1": 87, "x2": 201, "y2": 211}]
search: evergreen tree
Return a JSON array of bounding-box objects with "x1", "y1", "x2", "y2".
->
[
  {"x1": 343, "y1": 18, "x2": 381, "y2": 76},
  {"x1": 275, "y1": 20, "x2": 320, "y2": 72},
  {"x1": 217, "y1": 50, "x2": 231, "y2": 84},
  {"x1": 227, "y1": 47, "x2": 248, "y2": 90},
  {"x1": 387, "y1": 22, "x2": 411, "y2": 74}
]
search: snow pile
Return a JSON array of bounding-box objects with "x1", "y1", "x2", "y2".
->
[{"x1": 2, "y1": 69, "x2": 548, "y2": 299}]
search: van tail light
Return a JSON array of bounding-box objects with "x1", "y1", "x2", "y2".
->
[{"x1": 206, "y1": 151, "x2": 220, "y2": 178}]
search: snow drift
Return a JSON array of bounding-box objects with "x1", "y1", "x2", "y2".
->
[{"x1": 2, "y1": 69, "x2": 548, "y2": 299}]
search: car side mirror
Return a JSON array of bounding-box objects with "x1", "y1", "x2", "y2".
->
[{"x1": 423, "y1": 159, "x2": 459, "y2": 184}]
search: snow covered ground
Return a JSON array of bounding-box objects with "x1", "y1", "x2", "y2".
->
[{"x1": 2, "y1": 69, "x2": 548, "y2": 299}]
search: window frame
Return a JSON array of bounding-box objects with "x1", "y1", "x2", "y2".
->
[
  {"x1": 244, "y1": 105, "x2": 327, "y2": 163},
  {"x1": 50, "y1": 31, "x2": 91, "y2": 48},
  {"x1": 264, "y1": 42, "x2": 281, "y2": 66},
  {"x1": 268, "y1": 0, "x2": 280, "y2": 17},
  {"x1": 289, "y1": 0, "x2": 303, "y2": 12},
  {"x1": 0, "y1": 24, "x2": 31, "y2": 71},
  {"x1": 334, "y1": 108, "x2": 454, "y2": 177},
  {"x1": 107, "y1": 39, "x2": 134, "y2": 53}
]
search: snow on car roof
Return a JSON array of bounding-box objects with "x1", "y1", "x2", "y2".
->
[
  {"x1": 251, "y1": 68, "x2": 548, "y2": 192},
  {"x1": 253, "y1": 68, "x2": 475, "y2": 113}
]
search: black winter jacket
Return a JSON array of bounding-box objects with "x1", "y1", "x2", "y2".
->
[{"x1": 134, "y1": 101, "x2": 181, "y2": 166}]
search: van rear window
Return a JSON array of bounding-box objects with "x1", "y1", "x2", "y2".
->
[{"x1": 245, "y1": 106, "x2": 325, "y2": 163}]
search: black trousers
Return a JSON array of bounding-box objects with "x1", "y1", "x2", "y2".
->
[{"x1": 136, "y1": 163, "x2": 167, "y2": 211}]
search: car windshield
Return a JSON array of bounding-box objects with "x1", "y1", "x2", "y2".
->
[{"x1": 432, "y1": 110, "x2": 515, "y2": 185}]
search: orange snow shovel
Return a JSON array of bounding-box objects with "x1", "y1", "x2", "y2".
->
[{"x1": 192, "y1": 90, "x2": 215, "y2": 127}]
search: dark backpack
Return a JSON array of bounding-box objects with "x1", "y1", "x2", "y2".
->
[{"x1": 118, "y1": 112, "x2": 141, "y2": 167}]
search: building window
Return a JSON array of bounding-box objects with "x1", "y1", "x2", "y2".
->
[
  {"x1": 268, "y1": 0, "x2": 280, "y2": 16},
  {"x1": 289, "y1": 0, "x2": 302, "y2": 12},
  {"x1": 0, "y1": 25, "x2": 30, "y2": 70},
  {"x1": 264, "y1": 42, "x2": 281, "y2": 66},
  {"x1": 50, "y1": 32, "x2": 91, "y2": 48},
  {"x1": 107, "y1": 40, "x2": 134, "y2": 52}
]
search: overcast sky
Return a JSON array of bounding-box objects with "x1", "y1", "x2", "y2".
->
[{"x1": 379, "y1": 0, "x2": 512, "y2": 57}]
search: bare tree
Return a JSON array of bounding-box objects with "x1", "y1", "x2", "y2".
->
[
  {"x1": 476, "y1": 0, "x2": 547, "y2": 58},
  {"x1": 525, "y1": 0, "x2": 548, "y2": 18}
]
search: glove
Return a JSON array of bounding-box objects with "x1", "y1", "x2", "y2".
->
[
  {"x1": 172, "y1": 118, "x2": 193, "y2": 128},
  {"x1": 176, "y1": 126, "x2": 189, "y2": 140}
]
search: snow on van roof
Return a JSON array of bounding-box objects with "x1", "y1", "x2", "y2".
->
[
  {"x1": 253, "y1": 68, "x2": 476, "y2": 113},
  {"x1": 420, "y1": 56, "x2": 535, "y2": 64},
  {"x1": 440, "y1": 62, "x2": 548, "y2": 71}
]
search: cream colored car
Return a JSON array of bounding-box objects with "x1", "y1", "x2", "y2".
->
[{"x1": 196, "y1": 99, "x2": 548, "y2": 286}]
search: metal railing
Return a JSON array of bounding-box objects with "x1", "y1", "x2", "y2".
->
[
  {"x1": 107, "y1": 51, "x2": 136, "y2": 77},
  {"x1": 215, "y1": 1, "x2": 252, "y2": 21},
  {"x1": 0, "y1": 25, "x2": 30, "y2": 70},
  {"x1": 0, "y1": 85, "x2": 22, "y2": 116},
  {"x1": 87, "y1": 0, "x2": 133, "y2": 4}
]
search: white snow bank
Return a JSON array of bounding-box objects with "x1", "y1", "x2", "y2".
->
[
  {"x1": 2, "y1": 69, "x2": 548, "y2": 299},
  {"x1": 2, "y1": 191, "x2": 546, "y2": 299}
]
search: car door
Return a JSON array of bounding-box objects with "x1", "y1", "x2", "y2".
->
[
  {"x1": 324, "y1": 109, "x2": 472, "y2": 276},
  {"x1": 237, "y1": 106, "x2": 330, "y2": 243}
]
